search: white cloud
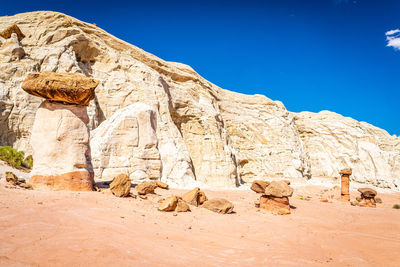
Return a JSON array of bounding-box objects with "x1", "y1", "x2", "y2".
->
[{"x1": 386, "y1": 28, "x2": 400, "y2": 50}]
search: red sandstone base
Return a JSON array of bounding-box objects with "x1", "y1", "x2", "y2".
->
[
  {"x1": 30, "y1": 171, "x2": 94, "y2": 191},
  {"x1": 260, "y1": 195, "x2": 291, "y2": 215}
]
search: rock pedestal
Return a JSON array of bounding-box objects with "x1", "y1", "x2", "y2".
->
[
  {"x1": 339, "y1": 168, "x2": 352, "y2": 202},
  {"x1": 22, "y1": 71, "x2": 98, "y2": 191},
  {"x1": 357, "y1": 188, "x2": 377, "y2": 208},
  {"x1": 251, "y1": 180, "x2": 294, "y2": 215}
]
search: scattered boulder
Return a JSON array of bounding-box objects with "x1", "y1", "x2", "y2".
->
[
  {"x1": 201, "y1": 198, "x2": 234, "y2": 214},
  {"x1": 155, "y1": 180, "x2": 169, "y2": 189},
  {"x1": 182, "y1": 187, "x2": 208, "y2": 206},
  {"x1": 0, "y1": 32, "x2": 25, "y2": 59},
  {"x1": 175, "y1": 199, "x2": 191, "y2": 212},
  {"x1": 375, "y1": 197, "x2": 382, "y2": 204},
  {"x1": 109, "y1": 174, "x2": 131, "y2": 197},
  {"x1": 158, "y1": 195, "x2": 178, "y2": 212},
  {"x1": 264, "y1": 181, "x2": 293, "y2": 198},
  {"x1": 136, "y1": 181, "x2": 157, "y2": 195},
  {"x1": 5, "y1": 172, "x2": 19, "y2": 185},
  {"x1": 260, "y1": 195, "x2": 291, "y2": 215},
  {"x1": 358, "y1": 188, "x2": 377, "y2": 198},
  {"x1": 21, "y1": 71, "x2": 98, "y2": 106},
  {"x1": 250, "y1": 180, "x2": 269, "y2": 194}
]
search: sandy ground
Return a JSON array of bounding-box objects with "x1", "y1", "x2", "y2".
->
[{"x1": 1, "y1": 176, "x2": 400, "y2": 267}]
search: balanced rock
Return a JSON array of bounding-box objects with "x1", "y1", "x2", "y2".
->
[
  {"x1": 28, "y1": 100, "x2": 95, "y2": 191},
  {"x1": 182, "y1": 187, "x2": 208, "y2": 206},
  {"x1": 250, "y1": 180, "x2": 270, "y2": 194},
  {"x1": 358, "y1": 188, "x2": 377, "y2": 198},
  {"x1": 109, "y1": 174, "x2": 131, "y2": 197},
  {"x1": 201, "y1": 198, "x2": 234, "y2": 214},
  {"x1": 0, "y1": 33, "x2": 25, "y2": 59},
  {"x1": 21, "y1": 71, "x2": 98, "y2": 106},
  {"x1": 264, "y1": 181, "x2": 294, "y2": 198},
  {"x1": 158, "y1": 195, "x2": 178, "y2": 212},
  {"x1": 340, "y1": 168, "x2": 352, "y2": 202},
  {"x1": 136, "y1": 181, "x2": 157, "y2": 195},
  {"x1": 0, "y1": 23, "x2": 25, "y2": 41},
  {"x1": 175, "y1": 199, "x2": 191, "y2": 212}
]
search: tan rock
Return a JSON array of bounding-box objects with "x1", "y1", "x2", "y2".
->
[
  {"x1": 155, "y1": 180, "x2": 169, "y2": 189},
  {"x1": 264, "y1": 181, "x2": 294, "y2": 198},
  {"x1": 0, "y1": 23, "x2": 25, "y2": 41},
  {"x1": 21, "y1": 71, "x2": 98, "y2": 106},
  {"x1": 158, "y1": 195, "x2": 178, "y2": 212},
  {"x1": 182, "y1": 187, "x2": 208, "y2": 206},
  {"x1": 340, "y1": 168, "x2": 351, "y2": 202},
  {"x1": 175, "y1": 199, "x2": 191, "y2": 212},
  {"x1": 136, "y1": 181, "x2": 157, "y2": 195},
  {"x1": 260, "y1": 195, "x2": 291, "y2": 215},
  {"x1": 201, "y1": 198, "x2": 234, "y2": 214},
  {"x1": 29, "y1": 100, "x2": 94, "y2": 191},
  {"x1": 109, "y1": 174, "x2": 131, "y2": 197},
  {"x1": 5, "y1": 172, "x2": 18, "y2": 185},
  {"x1": 250, "y1": 180, "x2": 269, "y2": 194},
  {"x1": 358, "y1": 188, "x2": 377, "y2": 198}
]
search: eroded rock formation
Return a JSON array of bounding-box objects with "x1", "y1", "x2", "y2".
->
[
  {"x1": 340, "y1": 168, "x2": 352, "y2": 202},
  {"x1": 0, "y1": 11, "x2": 399, "y2": 189},
  {"x1": 23, "y1": 71, "x2": 98, "y2": 191}
]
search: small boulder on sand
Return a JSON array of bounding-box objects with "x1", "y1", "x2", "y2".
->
[
  {"x1": 136, "y1": 181, "x2": 157, "y2": 195},
  {"x1": 182, "y1": 187, "x2": 208, "y2": 206},
  {"x1": 201, "y1": 198, "x2": 234, "y2": 214},
  {"x1": 264, "y1": 181, "x2": 294, "y2": 198},
  {"x1": 155, "y1": 180, "x2": 169, "y2": 189},
  {"x1": 110, "y1": 174, "x2": 131, "y2": 197},
  {"x1": 260, "y1": 180, "x2": 294, "y2": 215},
  {"x1": 175, "y1": 199, "x2": 191, "y2": 212},
  {"x1": 250, "y1": 180, "x2": 270, "y2": 194},
  {"x1": 158, "y1": 196, "x2": 178, "y2": 212}
]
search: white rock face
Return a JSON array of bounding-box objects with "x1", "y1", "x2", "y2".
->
[
  {"x1": 30, "y1": 100, "x2": 94, "y2": 190},
  {"x1": 0, "y1": 33, "x2": 25, "y2": 60},
  {"x1": 90, "y1": 103, "x2": 163, "y2": 183},
  {"x1": 0, "y1": 11, "x2": 399, "y2": 189},
  {"x1": 294, "y1": 111, "x2": 400, "y2": 189}
]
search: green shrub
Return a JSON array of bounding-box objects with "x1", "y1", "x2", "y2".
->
[
  {"x1": 0, "y1": 146, "x2": 33, "y2": 169},
  {"x1": 22, "y1": 155, "x2": 33, "y2": 169},
  {"x1": 393, "y1": 204, "x2": 400, "y2": 209}
]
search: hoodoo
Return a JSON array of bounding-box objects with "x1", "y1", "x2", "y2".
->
[{"x1": 22, "y1": 71, "x2": 99, "y2": 191}]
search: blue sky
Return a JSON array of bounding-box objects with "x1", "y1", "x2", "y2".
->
[{"x1": 2, "y1": 0, "x2": 399, "y2": 135}]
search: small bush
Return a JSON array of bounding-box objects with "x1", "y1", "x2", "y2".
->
[
  {"x1": 22, "y1": 155, "x2": 33, "y2": 169},
  {"x1": 393, "y1": 204, "x2": 400, "y2": 209},
  {"x1": 0, "y1": 146, "x2": 33, "y2": 169}
]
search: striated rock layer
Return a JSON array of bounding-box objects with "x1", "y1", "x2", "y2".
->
[{"x1": 0, "y1": 11, "x2": 399, "y2": 189}]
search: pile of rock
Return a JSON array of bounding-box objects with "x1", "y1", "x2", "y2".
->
[
  {"x1": 251, "y1": 180, "x2": 294, "y2": 215},
  {"x1": 352, "y1": 188, "x2": 378, "y2": 208},
  {"x1": 158, "y1": 187, "x2": 235, "y2": 214},
  {"x1": 4, "y1": 172, "x2": 32, "y2": 189},
  {"x1": 22, "y1": 71, "x2": 99, "y2": 191}
]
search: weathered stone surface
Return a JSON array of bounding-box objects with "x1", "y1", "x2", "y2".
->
[
  {"x1": 175, "y1": 199, "x2": 191, "y2": 212},
  {"x1": 1, "y1": 11, "x2": 400, "y2": 190},
  {"x1": 340, "y1": 169, "x2": 351, "y2": 202},
  {"x1": 340, "y1": 168, "x2": 352, "y2": 175},
  {"x1": 0, "y1": 24, "x2": 25, "y2": 41},
  {"x1": 135, "y1": 181, "x2": 157, "y2": 195},
  {"x1": 90, "y1": 103, "x2": 161, "y2": 182},
  {"x1": 250, "y1": 180, "x2": 270, "y2": 194},
  {"x1": 155, "y1": 180, "x2": 169, "y2": 189},
  {"x1": 260, "y1": 195, "x2": 291, "y2": 215},
  {"x1": 5, "y1": 172, "x2": 18, "y2": 185},
  {"x1": 0, "y1": 33, "x2": 25, "y2": 59},
  {"x1": 158, "y1": 195, "x2": 178, "y2": 212},
  {"x1": 21, "y1": 71, "x2": 98, "y2": 106},
  {"x1": 201, "y1": 198, "x2": 234, "y2": 214},
  {"x1": 264, "y1": 181, "x2": 294, "y2": 198},
  {"x1": 182, "y1": 187, "x2": 208, "y2": 206},
  {"x1": 358, "y1": 188, "x2": 377, "y2": 198},
  {"x1": 29, "y1": 100, "x2": 94, "y2": 191},
  {"x1": 109, "y1": 173, "x2": 131, "y2": 197}
]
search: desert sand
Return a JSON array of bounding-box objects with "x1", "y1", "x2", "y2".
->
[{"x1": 1, "y1": 176, "x2": 400, "y2": 267}]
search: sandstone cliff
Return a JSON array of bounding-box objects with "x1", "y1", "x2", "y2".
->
[{"x1": 0, "y1": 11, "x2": 399, "y2": 189}]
